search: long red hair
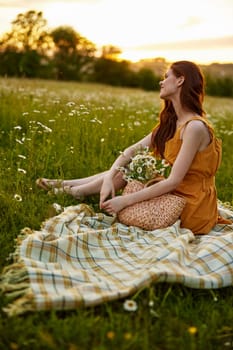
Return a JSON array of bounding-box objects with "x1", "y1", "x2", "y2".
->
[{"x1": 151, "y1": 61, "x2": 206, "y2": 157}]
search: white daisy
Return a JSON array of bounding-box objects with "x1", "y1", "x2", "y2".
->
[{"x1": 123, "y1": 299, "x2": 138, "y2": 312}]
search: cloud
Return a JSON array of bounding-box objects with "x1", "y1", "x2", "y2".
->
[{"x1": 132, "y1": 36, "x2": 233, "y2": 51}]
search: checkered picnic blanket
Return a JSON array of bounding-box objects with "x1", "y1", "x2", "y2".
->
[{"x1": 1, "y1": 203, "x2": 233, "y2": 316}]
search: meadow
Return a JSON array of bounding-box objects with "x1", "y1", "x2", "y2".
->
[{"x1": 0, "y1": 77, "x2": 233, "y2": 350}]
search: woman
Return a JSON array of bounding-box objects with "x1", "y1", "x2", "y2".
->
[{"x1": 37, "y1": 60, "x2": 230, "y2": 234}]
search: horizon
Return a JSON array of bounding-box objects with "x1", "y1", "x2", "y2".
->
[{"x1": 0, "y1": 0, "x2": 232, "y2": 65}]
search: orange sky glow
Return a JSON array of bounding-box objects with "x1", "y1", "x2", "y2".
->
[{"x1": 0, "y1": 0, "x2": 232, "y2": 64}]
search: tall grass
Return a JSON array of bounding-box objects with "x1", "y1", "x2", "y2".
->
[{"x1": 0, "y1": 78, "x2": 232, "y2": 350}]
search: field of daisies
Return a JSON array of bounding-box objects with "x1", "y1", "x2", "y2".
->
[{"x1": 0, "y1": 77, "x2": 232, "y2": 350}]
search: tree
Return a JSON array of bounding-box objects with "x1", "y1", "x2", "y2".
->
[
  {"x1": 0, "y1": 10, "x2": 52, "y2": 53},
  {"x1": 0, "y1": 10, "x2": 53, "y2": 77},
  {"x1": 101, "y1": 45, "x2": 122, "y2": 60},
  {"x1": 51, "y1": 26, "x2": 96, "y2": 80}
]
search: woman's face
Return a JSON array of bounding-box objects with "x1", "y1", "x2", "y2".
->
[{"x1": 159, "y1": 68, "x2": 181, "y2": 100}]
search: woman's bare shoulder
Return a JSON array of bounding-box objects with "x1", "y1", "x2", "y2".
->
[
  {"x1": 184, "y1": 119, "x2": 211, "y2": 137},
  {"x1": 183, "y1": 119, "x2": 211, "y2": 149}
]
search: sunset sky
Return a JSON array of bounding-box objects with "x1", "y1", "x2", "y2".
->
[{"x1": 0, "y1": 0, "x2": 232, "y2": 64}]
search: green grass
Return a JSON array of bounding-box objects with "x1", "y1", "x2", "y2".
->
[{"x1": 0, "y1": 78, "x2": 232, "y2": 350}]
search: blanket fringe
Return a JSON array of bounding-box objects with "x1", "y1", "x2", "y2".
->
[
  {"x1": 1, "y1": 263, "x2": 29, "y2": 292},
  {"x1": 2, "y1": 293, "x2": 35, "y2": 317},
  {"x1": 0, "y1": 262, "x2": 35, "y2": 316},
  {"x1": 6, "y1": 227, "x2": 34, "y2": 264}
]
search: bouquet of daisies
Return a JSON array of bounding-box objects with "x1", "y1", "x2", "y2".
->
[{"x1": 118, "y1": 146, "x2": 171, "y2": 183}]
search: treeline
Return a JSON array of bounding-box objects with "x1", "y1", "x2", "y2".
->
[
  {"x1": 204, "y1": 74, "x2": 233, "y2": 97},
  {"x1": 0, "y1": 10, "x2": 232, "y2": 97}
]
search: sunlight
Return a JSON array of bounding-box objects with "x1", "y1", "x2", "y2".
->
[
  {"x1": 0, "y1": 0, "x2": 232, "y2": 64},
  {"x1": 119, "y1": 47, "x2": 233, "y2": 64},
  {"x1": 42, "y1": 0, "x2": 232, "y2": 45},
  {"x1": 43, "y1": 0, "x2": 181, "y2": 46},
  {"x1": 41, "y1": 0, "x2": 233, "y2": 64}
]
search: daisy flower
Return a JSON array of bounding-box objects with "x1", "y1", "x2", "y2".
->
[{"x1": 123, "y1": 299, "x2": 138, "y2": 312}]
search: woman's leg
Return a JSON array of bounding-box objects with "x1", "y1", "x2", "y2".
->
[
  {"x1": 64, "y1": 172, "x2": 126, "y2": 198},
  {"x1": 36, "y1": 171, "x2": 108, "y2": 190}
]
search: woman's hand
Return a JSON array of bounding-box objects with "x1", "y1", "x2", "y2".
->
[
  {"x1": 101, "y1": 196, "x2": 127, "y2": 215},
  {"x1": 99, "y1": 175, "x2": 115, "y2": 208}
]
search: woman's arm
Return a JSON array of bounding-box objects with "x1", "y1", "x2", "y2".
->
[
  {"x1": 107, "y1": 133, "x2": 152, "y2": 179},
  {"x1": 99, "y1": 133, "x2": 152, "y2": 206},
  {"x1": 102, "y1": 121, "x2": 209, "y2": 213}
]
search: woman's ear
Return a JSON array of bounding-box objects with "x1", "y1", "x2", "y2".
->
[{"x1": 177, "y1": 76, "x2": 185, "y2": 86}]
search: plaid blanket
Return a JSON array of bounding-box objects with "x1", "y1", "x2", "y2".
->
[{"x1": 1, "y1": 203, "x2": 233, "y2": 316}]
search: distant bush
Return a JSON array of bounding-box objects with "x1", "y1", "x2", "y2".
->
[
  {"x1": 136, "y1": 68, "x2": 161, "y2": 91},
  {"x1": 205, "y1": 75, "x2": 233, "y2": 97}
]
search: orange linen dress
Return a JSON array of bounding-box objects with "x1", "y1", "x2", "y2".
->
[{"x1": 164, "y1": 116, "x2": 231, "y2": 234}]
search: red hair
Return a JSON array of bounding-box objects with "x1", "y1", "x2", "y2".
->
[{"x1": 151, "y1": 61, "x2": 206, "y2": 157}]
